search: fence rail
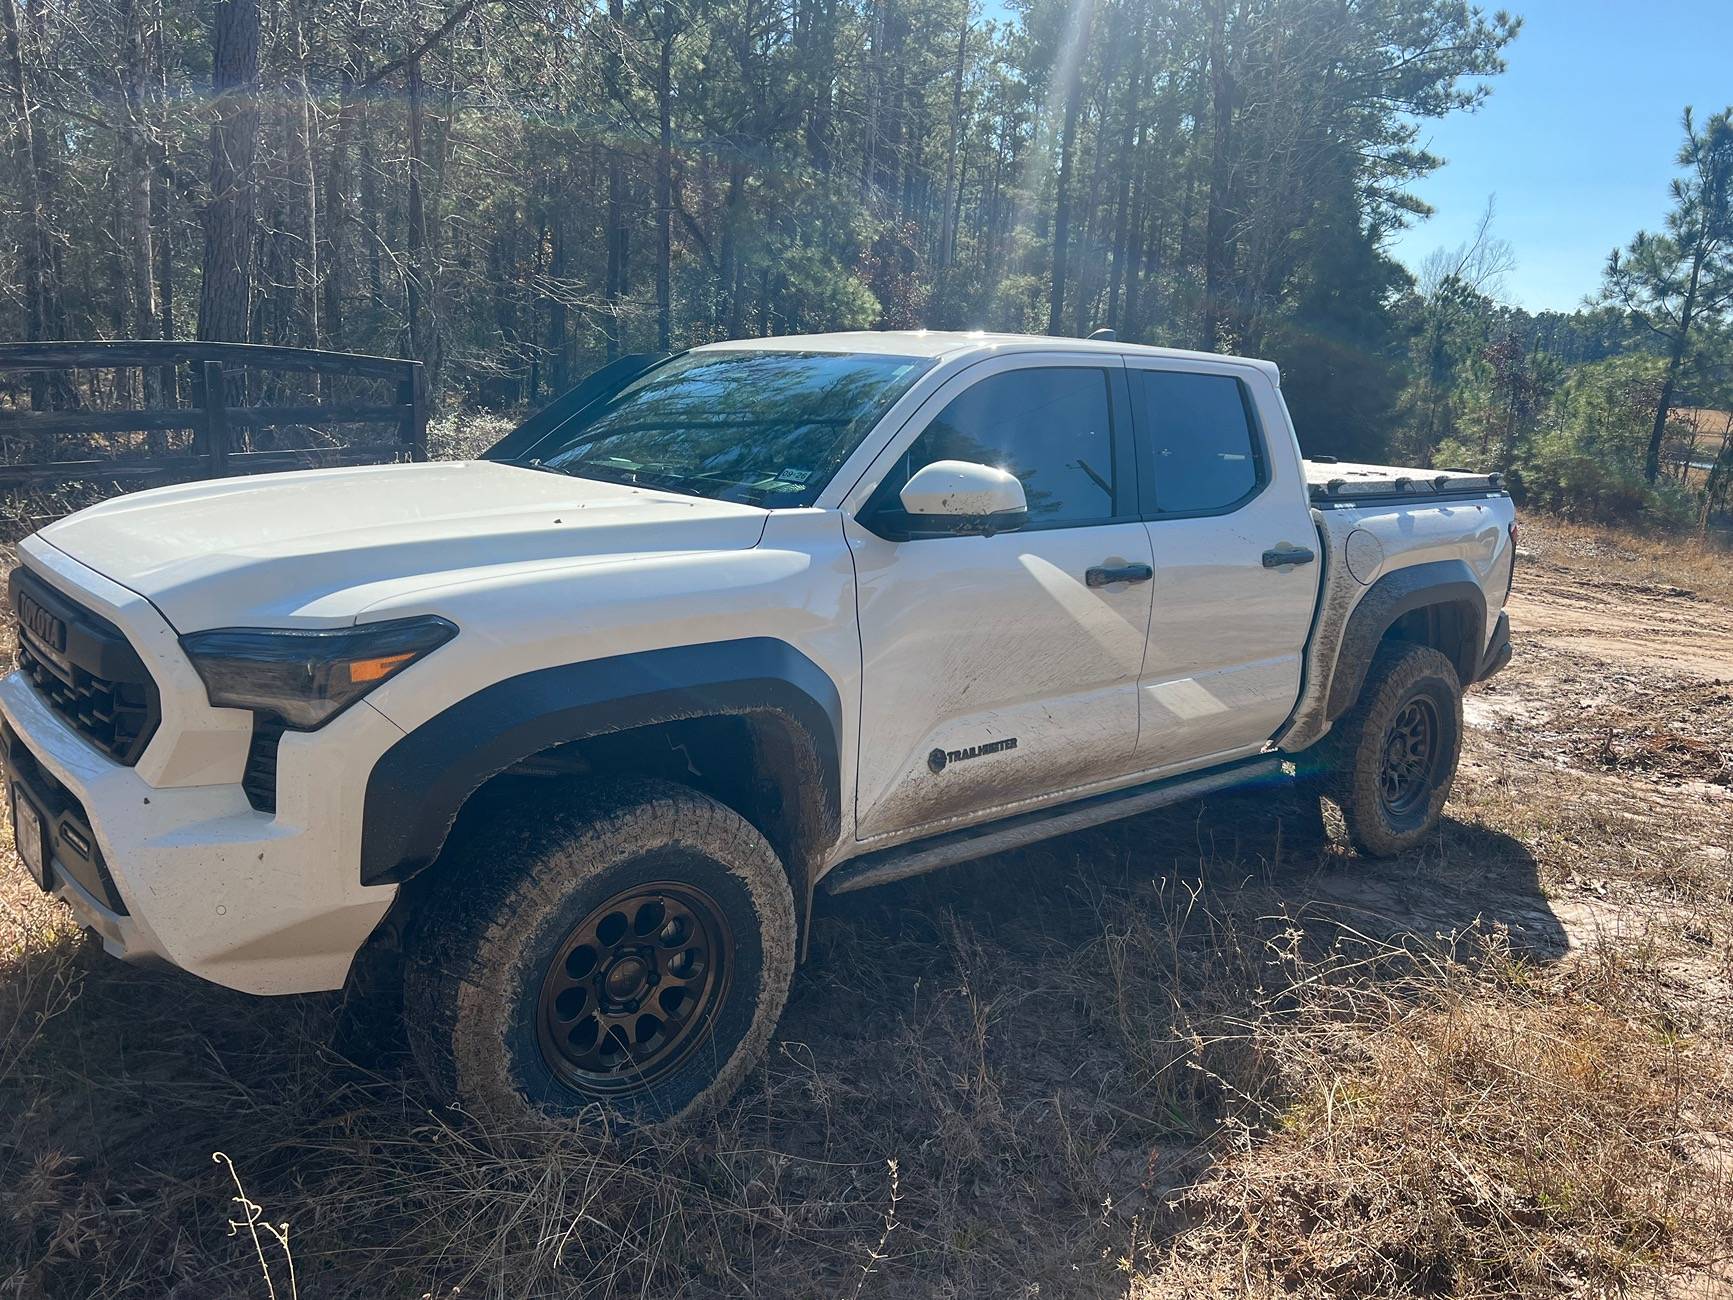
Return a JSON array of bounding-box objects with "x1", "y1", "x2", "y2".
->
[{"x1": 0, "y1": 341, "x2": 427, "y2": 489}]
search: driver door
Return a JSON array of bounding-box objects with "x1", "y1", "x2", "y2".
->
[{"x1": 844, "y1": 355, "x2": 1154, "y2": 843}]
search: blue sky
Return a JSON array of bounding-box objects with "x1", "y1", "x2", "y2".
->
[{"x1": 1384, "y1": 0, "x2": 1733, "y2": 312}]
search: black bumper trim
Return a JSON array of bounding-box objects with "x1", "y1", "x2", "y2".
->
[
  {"x1": 2, "y1": 719, "x2": 129, "y2": 914},
  {"x1": 360, "y1": 638, "x2": 843, "y2": 886},
  {"x1": 1475, "y1": 610, "x2": 1512, "y2": 683}
]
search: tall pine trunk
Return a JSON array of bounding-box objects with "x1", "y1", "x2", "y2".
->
[
  {"x1": 197, "y1": 0, "x2": 260, "y2": 342},
  {"x1": 1644, "y1": 254, "x2": 1702, "y2": 482},
  {"x1": 719, "y1": 158, "x2": 747, "y2": 337},
  {"x1": 545, "y1": 209, "x2": 567, "y2": 391},
  {"x1": 1201, "y1": 0, "x2": 1235, "y2": 352},
  {"x1": 2, "y1": 0, "x2": 58, "y2": 408},
  {"x1": 321, "y1": 64, "x2": 355, "y2": 350},
  {"x1": 655, "y1": 0, "x2": 673, "y2": 351},
  {"x1": 151, "y1": 0, "x2": 176, "y2": 399},
  {"x1": 120, "y1": 0, "x2": 160, "y2": 431},
  {"x1": 604, "y1": 0, "x2": 626, "y2": 358},
  {"x1": 1046, "y1": 0, "x2": 1092, "y2": 336},
  {"x1": 937, "y1": 18, "x2": 968, "y2": 272},
  {"x1": 405, "y1": 53, "x2": 433, "y2": 376},
  {"x1": 283, "y1": 0, "x2": 318, "y2": 351}
]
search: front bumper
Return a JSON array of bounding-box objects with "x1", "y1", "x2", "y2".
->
[{"x1": 0, "y1": 542, "x2": 402, "y2": 995}]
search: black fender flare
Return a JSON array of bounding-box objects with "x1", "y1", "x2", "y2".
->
[
  {"x1": 1324, "y1": 559, "x2": 1487, "y2": 722},
  {"x1": 360, "y1": 638, "x2": 842, "y2": 888}
]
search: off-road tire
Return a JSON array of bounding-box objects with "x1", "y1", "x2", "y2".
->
[
  {"x1": 403, "y1": 778, "x2": 796, "y2": 1131},
  {"x1": 1319, "y1": 641, "x2": 1463, "y2": 858}
]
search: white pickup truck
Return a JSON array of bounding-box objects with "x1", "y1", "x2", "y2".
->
[{"x1": 2, "y1": 331, "x2": 1514, "y2": 1126}]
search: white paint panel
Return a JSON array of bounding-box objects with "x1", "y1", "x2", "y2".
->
[
  {"x1": 1137, "y1": 656, "x2": 1301, "y2": 769},
  {"x1": 845, "y1": 350, "x2": 1155, "y2": 841},
  {"x1": 1129, "y1": 362, "x2": 1321, "y2": 765},
  {"x1": 849, "y1": 520, "x2": 1154, "y2": 840},
  {"x1": 38, "y1": 460, "x2": 770, "y2": 630}
]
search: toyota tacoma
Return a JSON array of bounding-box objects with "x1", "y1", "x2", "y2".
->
[{"x1": 1, "y1": 331, "x2": 1515, "y2": 1127}]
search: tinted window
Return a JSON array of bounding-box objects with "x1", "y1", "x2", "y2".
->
[
  {"x1": 519, "y1": 349, "x2": 931, "y2": 507},
  {"x1": 882, "y1": 367, "x2": 1118, "y2": 526},
  {"x1": 1133, "y1": 370, "x2": 1262, "y2": 513}
]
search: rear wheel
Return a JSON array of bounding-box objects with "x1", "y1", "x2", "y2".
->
[
  {"x1": 404, "y1": 779, "x2": 796, "y2": 1130},
  {"x1": 1318, "y1": 642, "x2": 1463, "y2": 857}
]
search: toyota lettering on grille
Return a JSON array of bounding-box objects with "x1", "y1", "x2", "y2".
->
[{"x1": 17, "y1": 593, "x2": 67, "y2": 653}]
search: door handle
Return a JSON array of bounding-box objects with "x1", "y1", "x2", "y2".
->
[
  {"x1": 1262, "y1": 545, "x2": 1316, "y2": 569},
  {"x1": 1086, "y1": 562, "x2": 1154, "y2": 587}
]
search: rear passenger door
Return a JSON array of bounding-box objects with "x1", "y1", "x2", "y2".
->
[
  {"x1": 1125, "y1": 362, "x2": 1321, "y2": 770},
  {"x1": 845, "y1": 355, "x2": 1154, "y2": 841}
]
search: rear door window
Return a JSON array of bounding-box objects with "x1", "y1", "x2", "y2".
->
[{"x1": 1130, "y1": 370, "x2": 1265, "y2": 515}]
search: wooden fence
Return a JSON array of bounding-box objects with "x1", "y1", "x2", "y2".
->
[{"x1": 0, "y1": 341, "x2": 427, "y2": 488}]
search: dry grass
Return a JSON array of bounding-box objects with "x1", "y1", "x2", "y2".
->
[
  {"x1": 2, "y1": 514, "x2": 1732, "y2": 1298},
  {"x1": 1518, "y1": 515, "x2": 1733, "y2": 605},
  {"x1": 1140, "y1": 930, "x2": 1732, "y2": 1296}
]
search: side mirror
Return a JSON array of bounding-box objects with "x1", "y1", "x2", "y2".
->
[{"x1": 895, "y1": 460, "x2": 1029, "y2": 536}]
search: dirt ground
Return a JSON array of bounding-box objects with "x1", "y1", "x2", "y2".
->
[{"x1": 2, "y1": 515, "x2": 1731, "y2": 1298}]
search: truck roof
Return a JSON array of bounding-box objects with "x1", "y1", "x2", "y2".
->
[{"x1": 699, "y1": 330, "x2": 1283, "y2": 385}]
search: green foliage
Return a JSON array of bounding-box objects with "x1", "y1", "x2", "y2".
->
[
  {"x1": 778, "y1": 245, "x2": 884, "y2": 334},
  {"x1": 1264, "y1": 189, "x2": 1411, "y2": 461},
  {"x1": 4, "y1": 0, "x2": 1729, "y2": 532},
  {"x1": 1391, "y1": 106, "x2": 1733, "y2": 529},
  {"x1": 1, "y1": 0, "x2": 1518, "y2": 428},
  {"x1": 1600, "y1": 107, "x2": 1733, "y2": 481},
  {"x1": 1504, "y1": 357, "x2": 1695, "y2": 526}
]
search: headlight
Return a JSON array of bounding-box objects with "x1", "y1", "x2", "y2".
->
[{"x1": 181, "y1": 616, "x2": 457, "y2": 729}]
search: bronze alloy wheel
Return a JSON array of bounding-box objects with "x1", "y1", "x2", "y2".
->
[
  {"x1": 1378, "y1": 694, "x2": 1441, "y2": 816},
  {"x1": 535, "y1": 881, "x2": 734, "y2": 1098}
]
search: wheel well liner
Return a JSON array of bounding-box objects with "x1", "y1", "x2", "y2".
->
[
  {"x1": 1324, "y1": 560, "x2": 1486, "y2": 722},
  {"x1": 360, "y1": 638, "x2": 842, "y2": 889}
]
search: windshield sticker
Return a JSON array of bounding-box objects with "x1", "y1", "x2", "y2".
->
[{"x1": 777, "y1": 467, "x2": 813, "y2": 483}]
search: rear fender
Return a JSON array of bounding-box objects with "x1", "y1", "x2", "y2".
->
[{"x1": 1322, "y1": 560, "x2": 1487, "y2": 722}]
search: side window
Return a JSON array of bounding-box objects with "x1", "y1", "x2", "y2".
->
[
  {"x1": 876, "y1": 367, "x2": 1118, "y2": 527},
  {"x1": 1132, "y1": 369, "x2": 1264, "y2": 514}
]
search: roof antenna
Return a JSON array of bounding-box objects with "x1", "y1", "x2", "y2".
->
[{"x1": 1087, "y1": 327, "x2": 1116, "y2": 341}]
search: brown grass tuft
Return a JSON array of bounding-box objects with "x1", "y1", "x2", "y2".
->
[{"x1": 1149, "y1": 952, "x2": 1732, "y2": 1296}]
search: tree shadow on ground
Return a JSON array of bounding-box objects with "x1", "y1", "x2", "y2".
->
[
  {"x1": 0, "y1": 778, "x2": 1564, "y2": 1299},
  {"x1": 778, "y1": 778, "x2": 1566, "y2": 1294}
]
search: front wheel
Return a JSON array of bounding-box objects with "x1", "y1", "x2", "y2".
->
[
  {"x1": 404, "y1": 779, "x2": 796, "y2": 1131},
  {"x1": 1317, "y1": 642, "x2": 1463, "y2": 857}
]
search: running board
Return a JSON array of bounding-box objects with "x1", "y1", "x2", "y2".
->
[{"x1": 822, "y1": 754, "x2": 1286, "y2": 896}]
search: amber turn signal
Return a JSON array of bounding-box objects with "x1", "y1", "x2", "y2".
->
[{"x1": 347, "y1": 651, "x2": 417, "y2": 684}]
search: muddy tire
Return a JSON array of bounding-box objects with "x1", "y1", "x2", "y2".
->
[
  {"x1": 1318, "y1": 642, "x2": 1463, "y2": 858},
  {"x1": 403, "y1": 778, "x2": 796, "y2": 1131}
]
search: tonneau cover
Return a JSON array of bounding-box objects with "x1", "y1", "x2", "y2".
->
[{"x1": 1303, "y1": 460, "x2": 1504, "y2": 504}]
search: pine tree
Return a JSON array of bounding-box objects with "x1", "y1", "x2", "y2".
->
[{"x1": 1603, "y1": 108, "x2": 1733, "y2": 482}]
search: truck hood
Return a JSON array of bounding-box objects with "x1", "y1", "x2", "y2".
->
[{"x1": 37, "y1": 460, "x2": 769, "y2": 630}]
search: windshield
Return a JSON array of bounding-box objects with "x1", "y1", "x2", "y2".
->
[{"x1": 506, "y1": 349, "x2": 933, "y2": 507}]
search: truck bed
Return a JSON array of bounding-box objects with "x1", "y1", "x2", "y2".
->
[{"x1": 1303, "y1": 459, "x2": 1504, "y2": 506}]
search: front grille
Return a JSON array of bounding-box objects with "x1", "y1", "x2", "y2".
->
[
  {"x1": 243, "y1": 713, "x2": 287, "y2": 813},
  {"x1": 15, "y1": 639, "x2": 157, "y2": 763},
  {"x1": 9, "y1": 568, "x2": 160, "y2": 766}
]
